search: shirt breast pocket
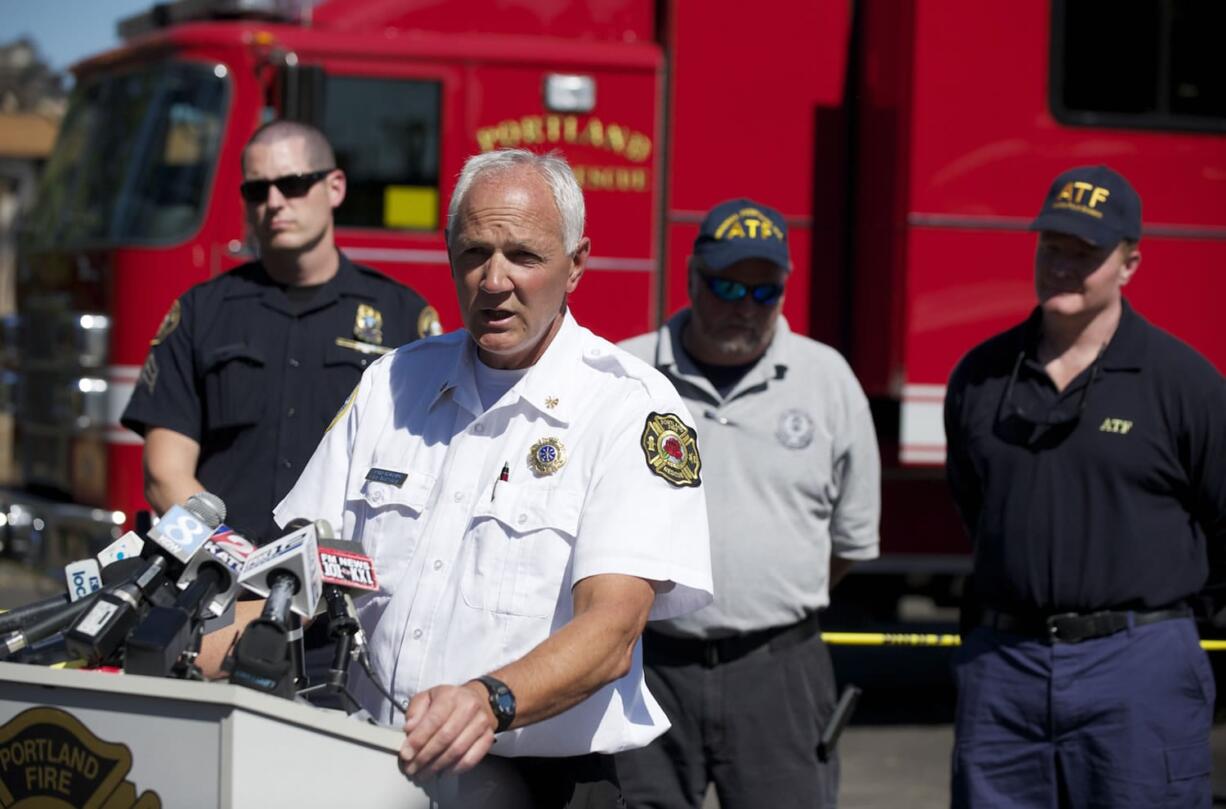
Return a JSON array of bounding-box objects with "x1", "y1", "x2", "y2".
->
[
  {"x1": 462, "y1": 484, "x2": 582, "y2": 618},
  {"x1": 201, "y1": 343, "x2": 265, "y2": 430},
  {"x1": 348, "y1": 472, "x2": 434, "y2": 589}
]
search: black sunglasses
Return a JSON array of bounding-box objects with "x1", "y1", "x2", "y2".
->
[
  {"x1": 239, "y1": 169, "x2": 334, "y2": 203},
  {"x1": 999, "y1": 349, "x2": 1101, "y2": 427},
  {"x1": 699, "y1": 274, "x2": 784, "y2": 306}
]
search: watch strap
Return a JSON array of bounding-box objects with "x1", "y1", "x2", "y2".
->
[{"x1": 474, "y1": 675, "x2": 516, "y2": 733}]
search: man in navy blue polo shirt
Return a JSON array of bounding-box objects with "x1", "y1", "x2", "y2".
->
[
  {"x1": 122, "y1": 121, "x2": 437, "y2": 542},
  {"x1": 944, "y1": 165, "x2": 1226, "y2": 808}
]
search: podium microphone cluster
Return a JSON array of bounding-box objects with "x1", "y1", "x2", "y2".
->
[{"x1": 61, "y1": 492, "x2": 227, "y2": 667}]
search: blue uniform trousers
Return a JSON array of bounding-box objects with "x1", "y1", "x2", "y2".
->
[{"x1": 951, "y1": 618, "x2": 1213, "y2": 808}]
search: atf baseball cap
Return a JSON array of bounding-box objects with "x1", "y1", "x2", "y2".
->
[
  {"x1": 693, "y1": 198, "x2": 791, "y2": 271},
  {"x1": 1029, "y1": 165, "x2": 1142, "y2": 248}
]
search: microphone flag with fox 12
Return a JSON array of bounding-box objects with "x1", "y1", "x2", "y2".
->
[
  {"x1": 229, "y1": 519, "x2": 325, "y2": 698},
  {"x1": 238, "y1": 520, "x2": 323, "y2": 619}
]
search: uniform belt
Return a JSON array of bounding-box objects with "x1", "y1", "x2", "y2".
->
[
  {"x1": 979, "y1": 607, "x2": 1192, "y2": 644},
  {"x1": 642, "y1": 612, "x2": 822, "y2": 668}
]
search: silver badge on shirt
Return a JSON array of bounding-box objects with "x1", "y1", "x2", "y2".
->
[{"x1": 776, "y1": 409, "x2": 815, "y2": 449}]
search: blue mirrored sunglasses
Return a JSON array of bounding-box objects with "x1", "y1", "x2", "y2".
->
[{"x1": 700, "y1": 274, "x2": 784, "y2": 306}]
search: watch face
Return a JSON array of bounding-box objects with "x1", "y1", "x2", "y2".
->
[{"x1": 494, "y1": 691, "x2": 516, "y2": 715}]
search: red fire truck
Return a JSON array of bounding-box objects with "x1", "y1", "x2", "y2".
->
[{"x1": 5, "y1": 0, "x2": 1224, "y2": 609}]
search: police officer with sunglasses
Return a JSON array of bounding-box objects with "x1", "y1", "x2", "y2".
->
[
  {"x1": 617, "y1": 199, "x2": 881, "y2": 809},
  {"x1": 122, "y1": 120, "x2": 438, "y2": 545},
  {"x1": 944, "y1": 165, "x2": 1226, "y2": 808}
]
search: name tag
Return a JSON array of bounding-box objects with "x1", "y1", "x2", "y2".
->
[{"x1": 365, "y1": 467, "x2": 408, "y2": 488}]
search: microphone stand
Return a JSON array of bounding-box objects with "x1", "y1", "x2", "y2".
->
[{"x1": 297, "y1": 586, "x2": 364, "y2": 713}]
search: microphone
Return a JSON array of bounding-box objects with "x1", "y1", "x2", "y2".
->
[
  {"x1": 0, "y1": 558, "x2": 145, "y2": 661},
  {"x1": 96, "y1": 530, "x2": 145, "y2": 566},
  {"x1": 145, "y1": 491, "x2": 226, "y2": 566},
  {"x1": 63, "y1": 493, "x2": 226, "y2": 667},
  {"x1": 0, "y1": 532, "x2": 147, "y2": 636},
  {"x1": 238, "y1": 519, "x2": 324, "y2": 621},
  {"x1": 123, "y1": 525, "x2": 256, "y2": 678},
  {"x1": 298, "y1": 537, "x2": 379, "y2": 710},
  {"x1": 228, "y1": 519, "x2": 325, "y2": 698}
]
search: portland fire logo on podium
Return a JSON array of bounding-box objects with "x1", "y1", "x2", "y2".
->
[{"x1": 0, "y1": 707, "x2": 162, "y2": 808}]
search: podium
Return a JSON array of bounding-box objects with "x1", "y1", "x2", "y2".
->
[{"x1": 0, "y1": 661, "x2": 431, "y2": 808}]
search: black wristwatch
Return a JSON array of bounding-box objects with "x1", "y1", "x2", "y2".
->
[{"x1": 474, "y1": 675, "x2": 516, "y2": 733}]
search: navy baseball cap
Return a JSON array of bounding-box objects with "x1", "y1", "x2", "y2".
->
[
  {"x1": 1029, "y1": 165, "x2": 1142, "y2": 248},
  {"x1": 693, "y1": 198, "x2": 791, "y2": 271}
]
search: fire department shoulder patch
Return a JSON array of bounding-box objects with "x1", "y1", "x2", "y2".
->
[
  {"x1": 640, "y1": 411, "x2": 702, "y2": 488},
  {"x1": 150, "y1": 299, "x2": 180, "y2": 346},
  {"x1": 326, "y1": 384, "x2": 359, "y2": 433}
]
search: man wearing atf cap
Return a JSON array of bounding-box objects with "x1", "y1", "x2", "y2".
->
[
  {"x1": 617, "y1": 199, "x2": 881, "y2": 808},
  {"x1": 944, "y1": 165, "x2": 1226, "y2": 807}
]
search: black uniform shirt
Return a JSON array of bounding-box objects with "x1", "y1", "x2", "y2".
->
[
  {"x1": 944, "y1": 300, "x2": 1226, "y2": 614},
  {"x1": 122, "y1": 254, "x2": 435, "y2": 541}
]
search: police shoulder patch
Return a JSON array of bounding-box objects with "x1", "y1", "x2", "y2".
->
[
  {"x1": 417, "y1": 305, "x2": 442, "y2": 338},
  {"x1": 150, "y1": 299, "x2": 181, "y2": 346},
  {"x1": 640, "y1": 411, "x2": 702, "y2": 488}
]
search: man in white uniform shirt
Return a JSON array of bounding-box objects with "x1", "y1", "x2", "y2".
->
[{"x1": 271, "y1": 149, "x2": 713, "y2": 806}]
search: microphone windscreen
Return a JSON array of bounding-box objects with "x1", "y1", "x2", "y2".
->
[
  {"x1": 100, "y1": 557, "x2": 147, "y2": 586},
  {"x1": 186, "y1": 492, "x2": 226, "y2": 528}
]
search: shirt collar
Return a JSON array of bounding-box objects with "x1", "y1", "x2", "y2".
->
[
  {"x1": 223, "y1": 252, "x2": 374, "y2": 313},
  {"x1": 1019, "y1": 298, "x2": 1145, "y2": 373},
  {"x1": 431, "y1": 310, "x2": 582, "y2": 424},
  {"x1": 656, "y1": 309, "x2": 792, "y2": 394}
]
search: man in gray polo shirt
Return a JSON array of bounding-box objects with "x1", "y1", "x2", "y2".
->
[{"x1": 615, "y1": 198, "x2": 881, "y2": 809}]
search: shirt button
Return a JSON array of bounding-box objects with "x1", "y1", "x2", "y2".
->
[
  {"x1": 287, "y1": 407, "x2": 296, "y2": 417},
  {"x1": 281, "y1": 459, "x2": 292, "y2": 469},
  {"x1": 517, "y1": 513, "x2": 528, "y2": 525},
  {"x1": 433, "y1": 560, "x2": 443, "y2": 571},
  {"x1": 288, "y1": 358, "x2": 300, "y2": 368},
  {"x1": 453, "y1": 491, "x2": 465, "y2": 502},
  {"x1": 370, "y1": 490, "x2": 384, "y2": 504},
  {"x1": 473, "y1": 423, "x2": 485, "y2": 434},
  {"x1": 412, "y1": 628, "x2": 423, "y2": 640}
]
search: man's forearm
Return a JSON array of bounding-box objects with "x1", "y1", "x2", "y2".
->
[
  {"x1": 145, "y1": 474, "x2": 207, "y2": 515},
  {"x1": 143, "y1": 427, "x2": 206, "y2": 514},
  {"x1": 196, "y1": 600, "x2": 266, "y2": 680},
  {"x1": 486, "y1": 575, "x2": 655, "y2": 729}
]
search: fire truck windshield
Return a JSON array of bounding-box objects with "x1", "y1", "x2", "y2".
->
[{"x1": 24, "y1": 61, "x2": 229, "y2": 250}]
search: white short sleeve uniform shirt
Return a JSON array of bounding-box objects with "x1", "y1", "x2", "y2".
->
[{"x1": 276, "y1": 312, "x2": 713, "y2": 756}]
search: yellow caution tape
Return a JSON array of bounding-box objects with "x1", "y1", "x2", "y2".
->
[{"x1": 821, "y1": 632, "x2": 1226, "y2": 651}]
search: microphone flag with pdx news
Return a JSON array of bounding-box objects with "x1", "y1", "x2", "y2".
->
[
  {"x1": 228, "y1": 519, "x2": 324, "y2": 698},
  {"x1": 123, "y1": 523, "x2": 257, "y2": 678},
  {"x1": 298, "y1": 533, "x2": 380, "y2": 710},
  {"x1": 61, "y1": 492, "x2": 226, "y2": 667},
  {"x1": 0, "y1": 531, "x2": 147, "y2": 637}
]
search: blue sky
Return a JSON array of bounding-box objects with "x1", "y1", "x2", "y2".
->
[{"x1": 3, "y1": 0, "x2": 153, "y2": 71}]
